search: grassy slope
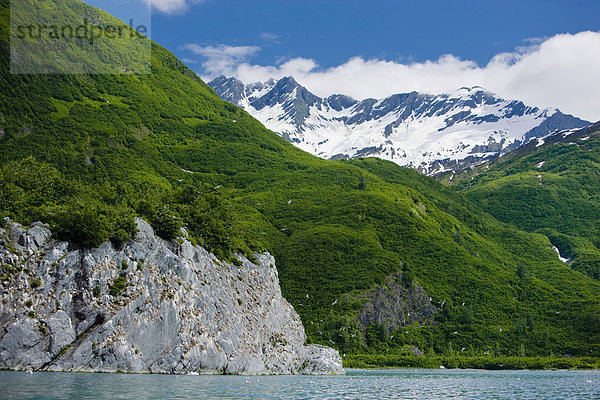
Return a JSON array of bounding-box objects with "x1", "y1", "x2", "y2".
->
[
  {"x1": 1, "y1": 0, "x2": 599, "y2": 357},
  {"x1": 453, "y1": 123, "x2": 600, "y2": 281}
]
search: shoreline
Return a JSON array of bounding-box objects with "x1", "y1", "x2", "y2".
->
[
  {"x1": 342, "y1": 355, "x2": 600, "y2": 371},
  {"x1": 2, "y1": 367, "x2": 600, "y2": 376}
]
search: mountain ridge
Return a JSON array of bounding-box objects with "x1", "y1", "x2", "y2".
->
[{"x1": 209, "y1": 75, "x2": 589, "y2": 174}]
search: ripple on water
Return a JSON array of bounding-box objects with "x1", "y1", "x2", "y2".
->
[{"x1": 0, "y1": 369, "x2": 599, "y2": 399}]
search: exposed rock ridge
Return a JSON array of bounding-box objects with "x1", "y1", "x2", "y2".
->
[{"x1": 0, "y1": 218, "x2": 344, "y2": 375}]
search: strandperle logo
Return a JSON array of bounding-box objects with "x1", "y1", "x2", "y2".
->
[
  {"x1": 10, "y1": 0, "x2": 152, "y2": 74},
  {"x1": 14, "y1": 18, "x2": 148, "y2": 45}
]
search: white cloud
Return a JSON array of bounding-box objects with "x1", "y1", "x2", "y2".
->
[
  {"x1": 201, "y1": 31, "x2": 600, "y2": 121},
  {"x1": 142, "y1": 0, "x2": 205, "y2": 15},
  {"x1": 183, "y1": 44, "x2": 261, "y2": 77},
  {"x1": 259, "y1": 32, "x2": 279, "y2": 43}
]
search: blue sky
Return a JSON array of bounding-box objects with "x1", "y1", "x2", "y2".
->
[
  {"x1": 152, "y1": 0, "x2": 600, "y2": 68},
  {"x1": 86, "y1": 0, "x2": 600, "y2": 120}
]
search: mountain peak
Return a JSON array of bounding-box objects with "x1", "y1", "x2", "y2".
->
[
  {"x1": 273, "y1": 75, "x2": 301, "y2": 94},
  {"x1": 208, "y1": 75, "x2": 246, "y2": 105},
  {"x1": 325, "y1": 94, "x2": 358, "y2": 111},
  {"x1": 279, "y1": 75, "x2": 298, "y2": 85}
]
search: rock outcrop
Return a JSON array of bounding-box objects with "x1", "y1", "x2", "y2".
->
[
  {"x1": 0, "y1": 218, "x2": 344, "y2": 375},
  {"x1": 359, "y1": 273, "x2": 438, "y2": 334}
]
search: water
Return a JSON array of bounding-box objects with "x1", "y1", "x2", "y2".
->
[{"x1": 1, "y1": 369, "x2": 599, "y2": 399}]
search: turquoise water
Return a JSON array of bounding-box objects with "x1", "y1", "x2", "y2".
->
[{"x1": 1, "y1": 369, "x2": 599, "y2": 399}]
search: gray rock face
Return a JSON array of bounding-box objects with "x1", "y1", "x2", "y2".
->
[
  {"x1": 523, "y1": 110, "x2": 589, "y2": 141},
  {"x1": 359, "y1": 273, "x2": 438, "y2": 334},
  {"x1": 0, "y1": 218, "x2": 344, "y2": 375},
  {"x1": 209, "y1": 75, "x2": 246, "y2": 106},
  {"x1": 302, "y1": 345, "x2": 345, "y2": 375}
]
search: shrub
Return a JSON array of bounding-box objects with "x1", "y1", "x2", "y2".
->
[
  {"x1": 152, "y1": 207, "x2": 183, "y2": 240},
  {"x1": 45, "y1": 195, "x2": 136, "y2": 248},
  {"x1": 182, "y1": 190, "x2": 235, "y2": 259},
  {"x1": 109, "y1": 276, "x2": 127, "y2": 296}
]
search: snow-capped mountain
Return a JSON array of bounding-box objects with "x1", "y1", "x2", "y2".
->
[{"x1": 208, "y1": 75, "x2": 590, "y2": 174}]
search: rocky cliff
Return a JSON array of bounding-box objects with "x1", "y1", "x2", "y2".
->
[{"x1": 0, "y1": 218, "x2": 343, "y2": 375}]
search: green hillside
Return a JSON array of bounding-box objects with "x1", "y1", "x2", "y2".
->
[
  {"x1": 1, "y1": 0, "x2": 599, "y2": 359},
  {"x1": 452, "y1": 123, "x2": 600, "y2": 281}
]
